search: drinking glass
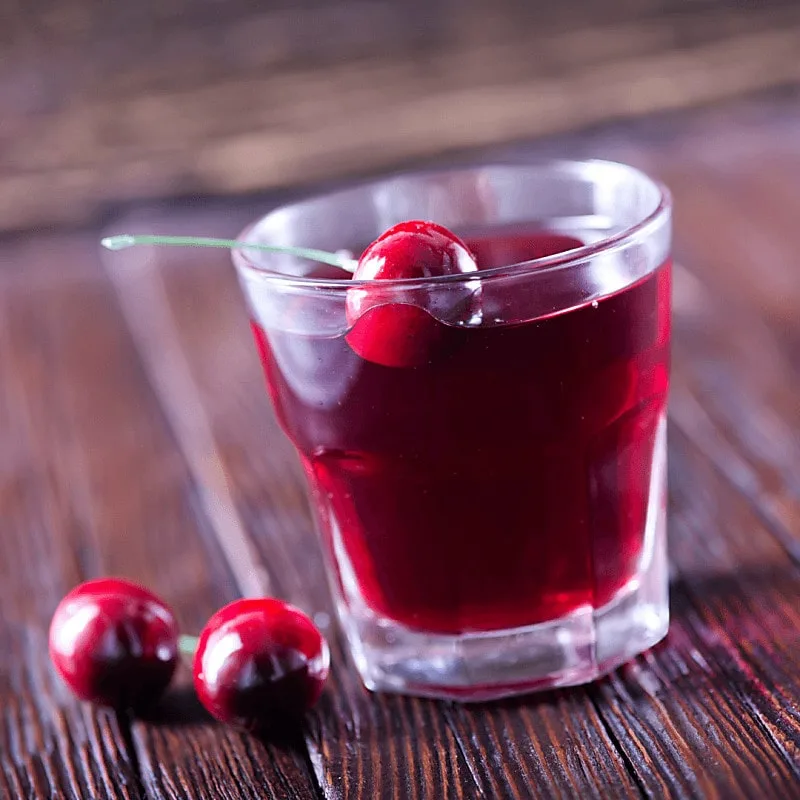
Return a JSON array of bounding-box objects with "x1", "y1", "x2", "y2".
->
[{"x1": 233, "y1": 159, "x2": 671, "y2": 701}]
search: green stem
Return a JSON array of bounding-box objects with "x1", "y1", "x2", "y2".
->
[
  {"x1": 101, "y1": 234, "x2": 357, "y2": 272},
  {"x1": 178, "y1": 634, "x2": 199, "y2": 659}
]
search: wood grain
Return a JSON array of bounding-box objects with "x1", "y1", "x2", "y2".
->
[
  {"x1": 5, "y1": 1, "x2": 800, "y2": 232},
  {"x1": 0, "y1": 239, "x2": 144, "y2": 800},
  {"x1": 3, "y1": 92, "x2": 800, "y2": 798},
  {"x1": 0, "y1": 236, "x2": 321, "y2": 798}
]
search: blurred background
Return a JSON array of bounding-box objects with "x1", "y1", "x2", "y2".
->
[{"x1": 3, "y1": 0, "x2": 800, "y2": 234}]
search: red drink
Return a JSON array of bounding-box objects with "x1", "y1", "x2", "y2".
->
[
  {"x1": 235, "y1": 159, "x2": 672, "y2": 699},
  {"x1": 251, "y1": 230, "x2": 670, "y2": 635}
]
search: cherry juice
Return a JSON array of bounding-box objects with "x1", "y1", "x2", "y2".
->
[{"x1": 252, "y1": 230, "x2": 671, "y2": 635}]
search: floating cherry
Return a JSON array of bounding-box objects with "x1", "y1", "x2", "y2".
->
[
  {"x1": 345, "y1": 220, "x2": 478, "y2": 368},
  {"x1": 102, "y1": 223, "x2": 481, "y2": 368}
]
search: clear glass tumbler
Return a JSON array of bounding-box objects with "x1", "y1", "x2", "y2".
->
[{"x1": 233, "y1": 160, "x2": 671, "y2": 701}]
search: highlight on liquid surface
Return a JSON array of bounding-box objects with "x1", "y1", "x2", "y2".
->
[{"x1": 251, "y1": 226, "x2": 671, "y2": 635}]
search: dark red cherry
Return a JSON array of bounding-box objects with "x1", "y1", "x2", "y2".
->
[
  {"x1": 193, "y1": 598, "x2": 329, "y2": 731},
  {"x1": 352, "y1": 221, "x2": 476, "y2": 283},
  {"x1": 48, "y1": 578, "x2": 179, "y2": 709},
  {"x1": 345, "y1": 220, "x2": 477, "y2": 367}
]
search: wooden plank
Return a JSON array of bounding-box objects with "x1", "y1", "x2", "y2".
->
[
  {"x1": 588, "y1": 427, "x2": 800, "y2": 798},
  {"x1": 0, "y1": 233, "x2": 321, "y2": 798},
  {"x1": 0, "y1": 239, "x2": 144, "y2": 800},
  {"x1": 6, "y1": 4, "x2": 800, "y2": 231}
]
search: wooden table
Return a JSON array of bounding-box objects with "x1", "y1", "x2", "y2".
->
[
  {"x1": 7, "y1": 0, "x2": 800, "y2": 234},
  {"x1": 2, "y1": 94, "x2": 800, "y2": 799}
]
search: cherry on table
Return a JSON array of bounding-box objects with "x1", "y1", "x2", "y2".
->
[
  {"x1": 48, "y1": 577, "x2": 179, "y2": 709},
  {"x1": 345, "y1": 220, "x2": 478, "y2": 368},
  {"x1": 193, "y1": 598, "x2": 329, "y2": 732}
]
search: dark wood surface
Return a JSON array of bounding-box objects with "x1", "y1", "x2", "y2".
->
[
  {"x1": 2, "y1": 94, "x2": 800, "y2": 798},
  {"x1": 6, "y1": 0, "x2": 800, "y2": 233}
]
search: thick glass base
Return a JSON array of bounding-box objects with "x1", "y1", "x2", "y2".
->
[
  {"x1": 335, "y1": 424, "x2": 668, "y2": 702},
  {"x1": 340, "y1": 578, "x2": 667, "y2": 702}
]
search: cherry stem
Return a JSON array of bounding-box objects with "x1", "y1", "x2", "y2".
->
[
  {"x1": 178, "y1": 634, "x2": 199, "y2": 659},
  {"x1": 100, "y1": 234, "x2": 357, "y2": 272}
]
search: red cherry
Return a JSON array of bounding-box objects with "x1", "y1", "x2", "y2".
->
[
  {"x1": 193, "y1": 598, "x2": 329, "y2": 731},
  {"x1": 345, "y1": 220, "x2": 477, "y2": 367},
  {"x1": 48, "y1": 578, "x2": 179, "y2": 709},
  {"x1": 345, "y1": 304, "x2": 446, "y2": 369}
]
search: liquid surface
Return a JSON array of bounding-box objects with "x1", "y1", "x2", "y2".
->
[{"x1": 252, "y1": 229, "x2": 671, "y2": 634}]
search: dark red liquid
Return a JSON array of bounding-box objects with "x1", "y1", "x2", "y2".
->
[{"x1": 252, "y1": 231, "x2": 671, "y2": 634}]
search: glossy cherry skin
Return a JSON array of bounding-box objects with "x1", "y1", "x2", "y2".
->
[
  {"x1": 193, "y1": 598, "x2": 330, "y2": 731},
  {"x1": 48, "y1": 578, "x2": 179, "y2": 709},
  {"x1": 345, "y1": 220, "x2": 478, "y2": 368}
]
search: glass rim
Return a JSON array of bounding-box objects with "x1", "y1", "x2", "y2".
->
[{"x1": 232, "y1": 158, "x2": 672, "y2": 289}]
